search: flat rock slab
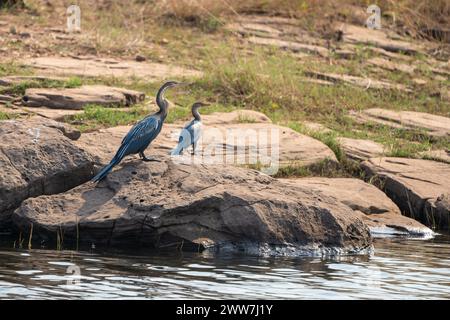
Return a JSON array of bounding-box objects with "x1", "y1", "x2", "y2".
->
[
  {"x1": 21, "y1": 107, "x2": 83, "y2": 121},
  {"x1": 0, "y1": 117, "x2": 94, "y2": 227},
  {"x1": 285, "y1": 178, "x2": 432, "y2": 237},
  {"x1": 421, "y1": 149, "x2": 450, "y2": 164},
  {"x1": 305, "y1": 71, "x2": 411, "y2": 92},
  {"x1": 0, "y1": 75, "x2": 67, "y2": 87},
  {"x1": 350, "y1": 108, "x2": 450, "y2": 138},
  {"x1": 361, "y1": 157, "x2": 450, "y2": 229},
  {"x1": 247, "y1": 37, "x2": 329, "y2": 57},
  {"x1": 22, "y1": 56, "x2": 203, "y2": 79},
  {"x1": 227, "y1": 16, "x2": 328, "y2": 57},
  {"x1": 12, "y1": 156, "x2": 372, "y2": 256},
  {"x1": 200, "y1": 110, "x2": 271, "y2": 125},
  {"x1": 367, "y1": 57, "x2": 415, "y2": 74},
  {"x1": 23, "y1": 85, "x2": 145, "y2": 110},
  {"x1": 302, "y1": 121, "x2": 332, "y2": 133},
  {"x1": 338, "y1": 24, "x2": 422, "y2": 55},
  {"x1": 76, "y1": 122, "x2": 337, "y2": 174},
  {"x1": 338, "y1": 137, "x2": 385, "y2": 161}
]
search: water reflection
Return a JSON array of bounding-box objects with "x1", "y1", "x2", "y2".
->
[{"x1": 0, "y1": 235, "x2": 449, "y2": 299}]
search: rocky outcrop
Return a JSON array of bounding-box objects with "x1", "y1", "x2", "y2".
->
[
  {"x1": 22, "y1": 56, "x2": 202, "y2": 79},
  {"x1": 0, "y1": 117, "x2": 94, "y2": 228},
  {"x1": 0, "y1": 75, "x2": 67, "y2": 86},
  {"x1": 362, "y1": 158, "x2": 450, "y2": 229},
  {"x1": 337, "y1": 137, "x2": 385, "y2": 161},
  {"x1": 75, "y1": 122, "x2": 338, "y2": 174},
  {"x1": 421, "y1": 149, "x2": 450, "y2": 164},
  {"x1": 305, "y1": 71, "x2": 412, "y2": 92},
  {"x1": 337, "y1": 24, "x2": 423, "y2": 55},
  {"x1": 23, "y1": 85, "x2": 145, "y2": 110},
  {"x1": 12, "y1": 156, "x2": 372, "y2": 256},
  {"x1": 350, "y1": 108, "x2": 450, "y2": 138},
  {"x1": 201, "y1": 110, "x2": 272, "y2": 125},
  {"x1": 285, "y1": 178, "x2": 433, "y2": 237},
  {"x1": 367, "y1": 57, "x2": 415, "y2": 74}
]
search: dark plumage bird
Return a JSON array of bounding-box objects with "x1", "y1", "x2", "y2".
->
[
  {"x1": 171, "y1": 102, "x2": 209, "y2": 156},
  {"x1": 92, "y1": 81, "x2": 181, "y2": 182}
]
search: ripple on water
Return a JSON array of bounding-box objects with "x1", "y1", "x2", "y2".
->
[{"x1": 0, "y1": 235, "x2": 449, "y2": 299}]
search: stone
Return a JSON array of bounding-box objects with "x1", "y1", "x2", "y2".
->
[
  {"x1": 350, "y1": 108, "x2": 450, "y2": 138},
  {"x1": 361, "y1": 157, "x2": 450, "y2": 229},
  {"x1": 338, "y1": 137, "x2": 385, "y2": 161},
  {"x1": 247, "y1": 37, "x2": 329, "y2": 57},
  {"x1": 0, "y1": 75, "x2": 67, "y2": 86},
  {"x1": 285, "y1": 177, "x2": 433, "y2": 237},
  {"x1": 367, "y1": 57, "x2": 415, "y2": 74},
  {"x1": 0, "y1": 94, "x2": 15, "y2": 103},
  {"x1": 21, "y1": 107, "x2": 83, "y2": 121},
  {"x1": 75, "y1": 122, "x2": 338, "y2": 173},
  {"x1": 305, "y1": 71, "x2": 412, "y2": 92},
  {"x1": 22, "y1": 85, "x2": 145, "y2": 110},
  {"x1": 135, "y1": 54, "x2": 146, "y2": 62},
  {"x1": 337, "y1": 23, "x2": 422, "y2": 55},
  {"x1": 201, "y1": 110, "x2": 272, "y2": 125},
  {"x1": 302, "y1": 122, "x2": 332, "y2": 133},
  {"x1": 12, "y1": 156, "x2": 372, "y2": 256},
  {"x1": 421, "y1": 149, "x2": 450, "y2": 164},
  {"x1": 0, "y1": 117, "x2": 94, "y2": 227},
  {"x1": 22, "y1": 56, "x2": 202, "y2": 79}
]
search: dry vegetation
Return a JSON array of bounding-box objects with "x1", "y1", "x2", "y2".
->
[{"x1": 0, "y1": 0, "x2": 449, "y2": 170}]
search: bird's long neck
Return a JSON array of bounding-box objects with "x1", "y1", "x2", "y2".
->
[
  {"x1": 192, "y1": 105, "x2": 201, "y2": 121},
  {"x1": 156, "y1": 85, "x2": 170, "y2": 119}
]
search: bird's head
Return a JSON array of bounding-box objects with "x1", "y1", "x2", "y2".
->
[
  {"x1": 192, "y1": 102, "x2": 210, "y2": 108},
  {"x1": 163, "y1": 80, "x2": 181, "y2": 88}
]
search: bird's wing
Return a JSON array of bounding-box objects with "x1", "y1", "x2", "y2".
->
[
  {"x1": 189, "y1": 121, "x2": 202, "y2": 144},
  {"x1": 117, "y1": 116, "x2": 160, "y2": 159}
]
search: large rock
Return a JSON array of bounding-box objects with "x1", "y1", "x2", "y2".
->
[
  {"x1": 0, "y1": 117, "x2": 94, "y2": 227},
  {"x1": 0, "y1": 75, "x2": 67, "y2": 87},
  {"x1": 350, "y1": 108, "x2": 450, "y2": 138},
  {"x1": 23, "y1": 85, "x2": 145, "y2": 110},
  {"x1": 337, "y1": 24, "x2": 422, "y2": 55},
  {"x1": 305, "y1": 71, "x2": 412, "y2": 92},
  {"x1": 247, "y1": 37, "x2": 329, "y2": 57},
  {"x1": 421, "y1": 149, "x2": 450, "y2": 164},
  {"x1": 201, "y1": 110, "x2": 271, "y2": 125},
  {"x1": 75, "y1": 122, "x2": 338, "y2": 174},
  {"x1": 362, "y1": 158, "x2": 450, "y2": 229},
  {"x1": 367, "y1": 57, "x2": 415, "y2": 74},
  {"x1": 12, "y1": 156, "x2": 372, "y2": 256},
  {"x1": 285, "y1": 178, "x2": 433, "y2": 237},
  {"x1": 338, "y1": 137, "x2": 385, "y2": 161},
  {"x1": 22, "y1": 56, "x2": 202, "y2": 79}
]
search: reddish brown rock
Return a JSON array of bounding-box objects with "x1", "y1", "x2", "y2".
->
[
  {"x1": 362, "y1": 157, "x2": 450, "y2": 229},
  {"x1": 12, "y1": 156, "x2": 372, "y2": 256}
]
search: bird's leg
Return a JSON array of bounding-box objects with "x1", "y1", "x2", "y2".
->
[
  {"x1": 191, "y1": 142, "x2": 197, "y2": 155},
  {"x1": 139, "y1": 151, "x2": 160, "y2": 162}
]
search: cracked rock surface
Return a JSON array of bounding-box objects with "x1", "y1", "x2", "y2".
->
[
  {"x1": 362, "y1": 157, "x2": 450, "y2": 229},
  {"x1": 284, "y1": 177, "x2": 433, "y2": 237},
  {"x1": 0, "y1": 117, "x2": 94, "y2": 227},
  {"x1": 12, "y1": 156, "x2": 372, "y2": 256}
]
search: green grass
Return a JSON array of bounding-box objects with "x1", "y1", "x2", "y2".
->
[
  {"x1": 66, "y1": 104, "x2": 149, "y2": 131},
  {"x1": 0, "y1": 62, "x2": 33, "y2": 77},
  {"x1": 0, "y1": 111, "x2": 14, "y2": 120},
  {"x1": 0, "y1": 77, "x2": 83, "y2": 95}
]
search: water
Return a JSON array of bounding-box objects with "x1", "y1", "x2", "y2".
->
[{"x1": 0, "y1": 235, "x2": 449, "y2": 299}]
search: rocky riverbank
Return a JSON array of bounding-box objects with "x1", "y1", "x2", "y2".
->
[{"x1": 0, "y1": 116, "x2": 442, "y2": 256}]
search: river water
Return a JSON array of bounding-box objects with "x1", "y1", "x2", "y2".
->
[{"x1": 0, "y1": 234, "x2": 449, "y2": 299}]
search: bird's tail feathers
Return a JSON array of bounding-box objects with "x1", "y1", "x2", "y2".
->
[
  {"x1": 92, "y1": 161, "x2": 115, "y2": 183},
  {"x1": 170, "y1": 143, "x2": 183, "y2": 156}
]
